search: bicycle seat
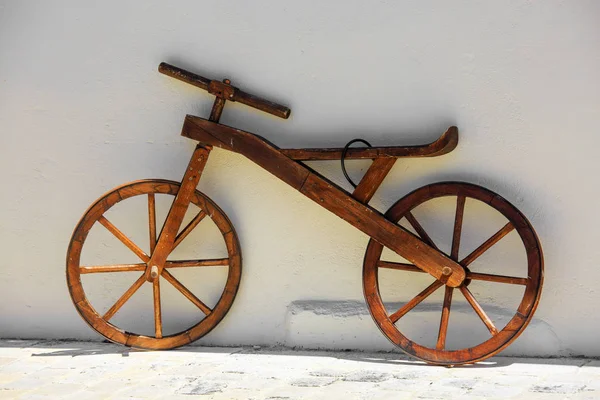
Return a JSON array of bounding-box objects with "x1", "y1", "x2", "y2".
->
[{"x1": 279, "y1": 126, "x2": 458, "y2": 161}]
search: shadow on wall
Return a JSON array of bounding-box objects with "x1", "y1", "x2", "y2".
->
[{"x1": 284, "y1": 300, "x2": 561, "y2": 358}]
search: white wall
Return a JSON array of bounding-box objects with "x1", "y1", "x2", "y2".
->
[{"x1": 1, "y1": 1, "x2": 599, "y2": 357}]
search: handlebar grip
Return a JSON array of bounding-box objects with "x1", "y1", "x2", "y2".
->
[
  {"x1": 235, "y1": 89, "x2": 291, "y2": 119},
  {"x1": 158, "y1": 62, "x2": 291, "y2": 119},
  {"x1": 158, "y1": 62, "x2": 211, "y2": 91}
]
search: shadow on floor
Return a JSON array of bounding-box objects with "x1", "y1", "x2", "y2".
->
[{"x1": 2, "y1": 339, "x2": 593, "y2": 370}]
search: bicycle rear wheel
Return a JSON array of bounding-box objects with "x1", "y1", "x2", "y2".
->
[{"x1": 363, "y1": 182, "x2": 543, "y2": 365}]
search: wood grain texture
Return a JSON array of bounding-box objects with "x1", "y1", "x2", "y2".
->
[
  {"x1": 451, "y1": 195, "x2": 465, "y2": 261},
  {"x1": 389, "y1": 280, "x2": 444, "y2": 323},
  {"x1": 165, "y1": 258, "x2": 229, "y2": 268},
  {"x1": 98, "y1": 216, "x2": 149, "y2": 263},
  {"x1": 404, "y1": 211, "x2": 438, "y2": 250},
  {"x1": 159, "y1": 62, "x2": 290, "y2": 119},
  {"x1": 280, "y1": 126, "x2": 458, "y2": 160},
  {"x1": 162, "y1": 269, "x2": 212, "y2": 315},
  {"x1": 460, "y1": 222, "x2": 515, "y2": 267},
  {"x1": 153, "y1": 278, "x2": 163, "y2": 339},
  {"x1": 460, "y1": 286, "x2": 499, "y2": 335},
  {"x1": 182, "y1": 116, "x2": 309, "y2": 190},
  {"x1": 102, "y1": 274, "x2": 147, "y2": 321},
  {"x1": 352, "y1": 158, "x2": 396, "y2": 203},
  {"x1": 377, "y1": 261, "x2": 423, "y2": 273},
  {"x1": 146, "y1": 146, "x2": 211, "y2": 281},
  {"x1": 172, "y1": 210, "x2": 207, "y2": 251},
  {"x1": 80, "y1": 263, "x2": 146, "y2": 274},
  {"x1": 148, "y1": 194, "x2": 157, "y2": 254},
  {"x1": 467, "y1": 272, "x2": 528, "y2": 285},
  {"x1": 436, "y1": 286, "x2": 454, "y2": 350}
]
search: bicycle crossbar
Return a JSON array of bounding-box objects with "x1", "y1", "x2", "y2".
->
[{"x1": 180, "y1": 116, "x2": 466, "y2": 287}]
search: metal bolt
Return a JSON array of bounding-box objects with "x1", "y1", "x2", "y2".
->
[
  {"x1": 150, "y1": 266, "x2": 159, "y2": 279},
  {"x1": 442, "y1": 267, "x2": 453, "y2": 276}
]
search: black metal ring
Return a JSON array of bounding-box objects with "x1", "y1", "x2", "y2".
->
[{"x1": 341, "y1": 138, "x2": 372, "y2": 188}]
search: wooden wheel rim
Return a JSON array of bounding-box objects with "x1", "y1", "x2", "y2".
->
[
  {"x1": 362, "y1": 182, "x2": 543, "y2": 365},
  {"x1": 66, "y1": 179, "x2": 242, "y2": 350}
]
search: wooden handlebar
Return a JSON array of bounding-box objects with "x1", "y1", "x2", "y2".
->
[{"x1": 158, "y1": 62, "x2": 291, "y2": 119}]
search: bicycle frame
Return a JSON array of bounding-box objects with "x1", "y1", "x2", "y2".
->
[{"x1": 167, "y1": 113, "x2": 466, "y2": 287}]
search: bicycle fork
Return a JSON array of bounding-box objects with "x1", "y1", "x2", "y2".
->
[{"x1": 143, "y1": 91, "x2": 228, "y2": 282}]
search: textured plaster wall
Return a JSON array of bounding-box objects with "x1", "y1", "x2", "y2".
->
[{"x1": 1, "y1": 1, "x2": 599, "y2": 357}]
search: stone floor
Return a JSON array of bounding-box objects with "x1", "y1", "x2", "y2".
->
[{"x1": 0, "y1": 340, "x2": 598, "y2": 399}]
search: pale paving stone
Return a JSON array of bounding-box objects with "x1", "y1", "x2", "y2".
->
[
  {"x1": 289, "y1": 376, "x2": 337, "y2": 387},
  {"x1": 0, "y1": 376, "x2": 47, "y2": 391},
  {"x1": 467, "y1": 382, "x2": 525, "y2": 398},
  {"x1": 0, "y1": 359, "x2": 17, "y2": 368},
  {"x1": 1, "y1": 340, "x2": 600, "y2": 399},
  {"x1": 529, "y1": 382, "x2": 588, "y2": 395},
  {"x1": 377, "y1": 377, "x2": 434, "y2": 392},
  {"x1": 0, "y1": 391, "x2": 31, "y2": 400},
  {"x1": 17, "y1": 383, "x2": 84, "y2": 397}
]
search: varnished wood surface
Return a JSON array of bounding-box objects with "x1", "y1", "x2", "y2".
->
[
  {"x1": 158, "y1": 62, "x2": 290, "y2": 119},
  {"x1": 352, "y1": 158, "x2": 396, "y2": 204},
  {"x1": 146, "y1": 146, "x2": 211, "y2": 281},
  {"x1": 451, "y1": 195, "x2": 465, "y2": 261},
  {"x1": 436, "y1": 286, "x2": 454, "y2": 350},
  {"x1": 172, "y1": 210, "x2": 207, "y2": 251},
  {"x1": 148, "y1": 194, "x2": 157, "y2": 254},
  {"x1": 389, "y1": 281, "x2": 444, "y2": 323},
  {"x1": 280, "y1": 126, "x2": 458, "y2": 160},
  {"x1": 102, "y1": 274, "x2": 147, "y2": 321},
  {"x1": 98, "y1": 216, "x2": 149, "y2": 263},
  {"x1": 153, "y1": 278, "x2": 162, "y2": 339}
]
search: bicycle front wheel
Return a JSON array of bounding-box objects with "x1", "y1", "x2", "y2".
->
[{"x1": 66, "y1": 179, "x2": 242, "y2": 349}]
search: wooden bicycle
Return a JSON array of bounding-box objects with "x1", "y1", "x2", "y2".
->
[{"x1": 66, "y1": 63, "x2": 543, "y2": 366}]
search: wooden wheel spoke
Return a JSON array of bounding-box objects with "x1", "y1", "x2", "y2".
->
[
  {"x1": 467, "y1": 272, "x2": 528, "y2": 285},
  {"x1": 436, "y1": 286, "x2": 454, "y2": 350},
  {"x1": 460, "y1": 286, "x2": 499, "y2": 335},
  {"x1": 165, "y1": 258, "x2": 229, "y2": 268},
  {"x1": 390, "y1": 280, "x2": 444, "y2": 323},
  {"x1": 98, "y1": 216, "x2": 150, "y2": 262},
  {"x1": 161, "y1": 270, "x2": 212, "y2": 315},
  {"x1": 153, "y1": 278, "x2": 162, "y2": 339},
  {"x1": 460, "y1": 222, "x2": 514, "y2": 266},
  {"x1": 148, "y1": 194, "x2": 157, "y2": 254},
  {"x1": 80, "y1": 263, "x2": 146, "y2": 274},
  {"x1": 172, "y1": 210, "x2": 207, "y2": 251},
  {"x1": 377, "y1": 261, "x2": 424, "y2": 273},
  {"x1": 405, "y1": 212, "x2": 438, "y2": 250},
  {"x1": 103, "y1": 274, "x2": 147, "y2": 321},
  {"x1": 451, "y1": 195, "x2": 466, "y2": 261}
]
